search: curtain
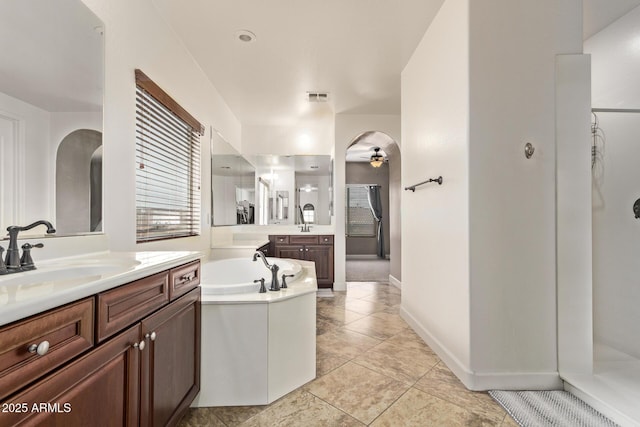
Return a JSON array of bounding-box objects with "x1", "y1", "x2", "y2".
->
[{"x1": 366, "y1": 185, "x2": 385, "y2": 258}]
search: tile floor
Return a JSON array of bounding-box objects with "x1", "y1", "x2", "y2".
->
[{"x1": 179, "y1": 282, "x2": 519, "y2": 426}]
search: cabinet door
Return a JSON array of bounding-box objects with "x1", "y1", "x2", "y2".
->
[
  {"x1": 305, "y1": 245, "x2": 334, "y2": 287},
  {"x1": 275, "y1": 245, "x2": 305, "y2": 260},
  {"x1": 0, "y1": 324, "x2": 140, "y2": 427},
  {"x1": 140, "y1": 287, "x2": 201, "y2": 427}
]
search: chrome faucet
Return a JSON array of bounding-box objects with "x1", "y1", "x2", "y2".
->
[
  {"x1": 2, "y1": 220, "x2": 55, "y2": 273},
  {"x1": 252, "y1": 251, "x2": 280, "y2": 291}
]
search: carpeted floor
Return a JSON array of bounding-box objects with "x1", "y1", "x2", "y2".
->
[{"x1": 345, "y1": 259, "x2": 390, "y2": 282}]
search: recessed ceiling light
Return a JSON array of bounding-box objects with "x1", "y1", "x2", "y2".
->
[{"x1": 235, "y1": 30, "x2": 256, "y2": 43}]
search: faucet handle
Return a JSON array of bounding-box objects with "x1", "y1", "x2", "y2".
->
[
  {"x1": 281, "y1": 273, "x2": 295, "y2": 289},
  {"x1": 20, "y1": 243, "x2": 44, "y2": 270},
  {"x1": 254, "y1": 278, "x2": 267, "y2": 293}
]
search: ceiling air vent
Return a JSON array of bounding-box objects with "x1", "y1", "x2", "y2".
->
[{"x1": 307, "y1": 92, "x2": 329, "y2": 102}]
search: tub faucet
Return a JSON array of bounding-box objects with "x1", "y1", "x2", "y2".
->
[
  {"x1": 4, "y1": 220, "x2": 56, "y2": 271},
  {"x1": 252, "y1": 251, "x2": 280, "y2": 291},
  {"x1": 252, "y1": 251, "x2": 271, "y2": 268}
]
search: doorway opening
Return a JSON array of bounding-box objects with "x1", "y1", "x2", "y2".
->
[{"x1": 345, "y1": 131, "x2": 400, "y2": 284}]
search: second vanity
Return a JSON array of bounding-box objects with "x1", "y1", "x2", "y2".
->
[{"x1": 0, "y1": 250, "x2": 202, "y2": 427}]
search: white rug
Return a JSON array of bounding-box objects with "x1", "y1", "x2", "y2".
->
[{"x1": 489, "y1": 390, "x2": 619, "y2": 427}]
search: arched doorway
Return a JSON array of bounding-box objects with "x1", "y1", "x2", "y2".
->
[
  {"x1": 56, "y1": 129, "x2": 103, "y2": 234},
  {"x1": 345, "y1": 131, "x2": 401, "y2": 285}
]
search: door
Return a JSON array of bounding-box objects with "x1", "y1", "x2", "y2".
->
[
  {"x1": 140, "y1": 287, "x2": 201, "y2": 427},
  {"x1": 275, "y1": 245, "x2": 306, "y2": 260},
  {"x1": 305, "y1": 245, "x2": 334, "y2": 287}
]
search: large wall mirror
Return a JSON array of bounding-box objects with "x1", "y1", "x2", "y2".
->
[
  {"x1": 0, "y1": 0, "x2": 104, "y2": 236},
  {"x1": 211, "y1": 130, "x2": 256, "y2": 226},
  {"x1": 249, "y1": 154, "x2": 332, "y2": 226},
  {"x1": 211, "y1": 138, "x2": 333, "y2": 227}
]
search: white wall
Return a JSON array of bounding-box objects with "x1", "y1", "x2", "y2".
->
[
  {"x1": 586, "y1": 6, "x2": 640, "y2": 358},
  {"x1": 401, "y1": 0, "x2": 583, "y2": 390},
  {"x1": 334, "y1": 114, "x2": 400, "y2": 290},
  {"x1": 242, "y1": 122, "x2": 334, "y2": 156},
  {"x1": 466, "y1": 0, "x2": 582, "y2": 388},
  {"x1": 401, "y1": 0, "x2": 471, "y2": 380},
  {"x1": 80, "y1": 0, "x2": 241, "y2": 252}
]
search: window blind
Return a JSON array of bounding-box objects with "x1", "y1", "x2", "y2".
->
[
  {"x1": 135, "y1": 70, "x2": 203, "y2": 242},
  {"x1": 346, "y1": 186, "x2": 376, "y2": 237}
]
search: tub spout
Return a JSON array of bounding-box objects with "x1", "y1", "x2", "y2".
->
[{"x1": 252, "y1": 251, "x2": 271, "y2": 268}]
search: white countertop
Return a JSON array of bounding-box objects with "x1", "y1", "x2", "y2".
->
[
  {"x1": 210, "y1": 239, "x2": 270, "y2": 250},
  {"x1": 0, "y1": 250, "x2": 202, "y2": 326},
  {"x1": 200, "y1": 259, "x2": 318, "y2": 305}
]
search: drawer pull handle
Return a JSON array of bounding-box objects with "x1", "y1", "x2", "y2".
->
[
  {"x1": 180, "y1": 272, "x2": 195, "y2": 282},
  {"x1": 28, "y1": 341, "x2": 50, "y2": 356},
  {"x1": 299, "y1": 248, "x2": 303, "y2": 252},
  {"x1": 133, "y1": 340, "x2": 145, "y2": 351},
  {"x1": 145, "y1": 331, "x2": 157, "y2": 341},
  {"x1": 305, "y1": 248, "x2": 309, "y2": 252}
]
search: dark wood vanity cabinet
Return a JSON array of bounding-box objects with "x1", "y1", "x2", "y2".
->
[
  {"x1": 270, "y1": 235, "x2": 334, "y2": 288},
  {"x1": 0, "y1": 260, "x2": 201, "y2": 427},
  {"x1": 141, "y1": 287, "x2": 200, "y2": 427}
]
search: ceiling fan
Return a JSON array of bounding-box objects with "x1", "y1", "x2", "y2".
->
[{"x1": 367, "y1": 147, "x2": 386, "y2": 168}]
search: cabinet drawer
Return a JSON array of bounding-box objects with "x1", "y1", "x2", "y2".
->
[
  {"x1": 97, "y1": 272, "x2": 169, "y2": 342},
  {"x1": 318, "y1": 235, "x2": 334, "y2": 245},
  {"x1": 0, "y1": 298, "x2": 94, "y2": 400},
  {"x1": 272, "y1": 235, "x2": 289, "y2": 244},
  {"x1": 169, "y1": 261, "x2": 201, "y2": 301},
  {"x1": 289, "y1": 235, "x2": 319, "y2": 245}
]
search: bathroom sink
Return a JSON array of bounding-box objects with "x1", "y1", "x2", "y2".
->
[{"x1": 0, "y1": 257, "x2": 141, "y2": 288}]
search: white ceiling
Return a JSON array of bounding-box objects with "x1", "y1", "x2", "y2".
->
[
  {"x1": 152, "y1": 0, "x2": 446, "y2": 126},
  {"x1": 0, "y1": 0, "x2": 103, "y2": 112},
  {"x1": 151, "y1": 0, "x2": 640, "y2": 133},
  {"x1": 4, "y1": 1, "x2": 639, "y2": 123}
]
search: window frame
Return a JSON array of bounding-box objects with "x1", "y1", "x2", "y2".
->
[
  {"x1": 135, "y1": 69, "x2": 204, "y2": 243},
  {"x1": 345, "y1": 185, "x2": 376, "y2": 237}
]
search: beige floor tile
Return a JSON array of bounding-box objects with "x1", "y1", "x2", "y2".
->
[
  {"x1": 362, "y1": 292, "x2": 402, "y2": 306},
  {"x1": 317, "y1": 293, "x2": 347, "y2": 307},
  {"x1": 316, "y1": 317, "x2": 338, "y2": 336},
  {"x1": 177, "y1": 407, "x2": 228, "y2": 427},
  {"x1": 316, "y1": 349, "x2": 350, "y2": 377},
  {"x1": 370, "y1": 387, "x2": 501, "y2": 427},
  {"x1": 241, "y1": 389, "x2": 363, "y2": 427},
  {"x1": 353, "y1": 340, "x2": 440, "y2": 384},
  {"x1": 385, "y1": 328, "x2": 435, "y2": 353},
  {"x1": 317, "y1": 305, "x2": 365, "y2": 326},
  {"x1": 414, "y1": 363, "x2": 507, "y2": 423},
  {"x1": 306, "y1": 362, "x2": 410, "y2": 425},
  {"x1": 344, "y1": 287, "x2": 375, "y2": 300},
  {"x1": 316, "y1": 328, "x2": 381, "y2": 359},
  {"x1": 344, "y1": 313, "x2": 407, "y2": 340},
  {"x1": 344, "y1": 298, "x2": 389, "y2": 315},
  {"x1": 199, "y1": 405, "x2": 268, "y2": 426},
  {"x1": 358, "y1": 285, "x2": 401, "y2": 297}
]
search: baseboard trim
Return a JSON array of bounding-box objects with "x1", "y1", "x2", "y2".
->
[
  {"x1": 389, "y1": 275, "x2": 401, "y2": 289},
  {"x1": 346, "y1": 254, "x2": 389, "y2": 260},
  {"x1": 400, "y1": 306, "x2": 562, "y2": 391}
]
